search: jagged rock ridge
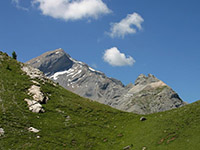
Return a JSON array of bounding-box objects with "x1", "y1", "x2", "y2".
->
[
  {"x1": 26, "y1": 48, "x2": 186, "y2": 114},
  {"x1": 115, "y1": 74, "x2": 185, "y2": 114}
]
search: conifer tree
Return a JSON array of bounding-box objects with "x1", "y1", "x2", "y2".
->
[{"x1": 12, "y1": 51, "x2": 17, "y2": 60}]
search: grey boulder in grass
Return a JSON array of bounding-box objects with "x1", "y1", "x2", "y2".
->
[{"x1": 0, "y1": 128, "x2": 4, "y2": 136}]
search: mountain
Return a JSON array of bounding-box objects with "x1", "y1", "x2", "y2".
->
[
  {"x1": 0, "y1": 51, "x2": 200, "y2": 150},
  {"x1": 26, "y1": 48, "x2": 186, "y2": 114},
  {"x1": 115, "y1": 74, "x2": 185, "y2": 114}
]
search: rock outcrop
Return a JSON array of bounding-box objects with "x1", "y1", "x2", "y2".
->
[
  {"x1": 24, "y1": 99, "x2": 44, "y2": 113},
  {"x1": 21, "y1": 64, "x2": 50, "y2": 113},
  {"x1": 26, "y1": 48, "x2": 186, "y2": 114},
  {"x1": 0, "y1": 128, "x2": 4, "y2": 136},
  {"x1": 115, "y1": 74, "x2": 185, "y2": 114},
  {"x1": 28, "y1": 85, "x2": 47, "y2": 103},
  {"x1": 21, "y1": 65, "x2": 46, "y2": 80}
]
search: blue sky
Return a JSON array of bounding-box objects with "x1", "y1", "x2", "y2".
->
[{"x1": 0, "y1": 0, "x2": 200, "y2": 103}]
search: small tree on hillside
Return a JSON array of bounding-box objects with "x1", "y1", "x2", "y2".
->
[{"x1": 12, "y1": 51, "x2": 17, "y2": 60}]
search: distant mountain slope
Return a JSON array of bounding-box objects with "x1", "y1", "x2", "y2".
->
[
  {"x1": 115, "y1": 74, "x2": 186, "y2": 114},
  {"x1": 26, "y1": 49, "x2": 127, "y2": 103},
  {"x1": 0, "y1": 51, "x2": 200, "y2": 150},
  {"x1": 26, "y1": 48, "x2": 186, "y2": 114}
]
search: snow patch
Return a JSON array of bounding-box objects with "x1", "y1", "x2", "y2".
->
[{"x1": 50, "y1": 70, "x2": 69, "y2": 80}]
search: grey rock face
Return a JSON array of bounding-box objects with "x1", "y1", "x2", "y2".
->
[
  {"x1": 26, "y1": 49, "x2": 186, "y2": 114},
  {"x1": 26, "y1": 48, "x2": 127, "y2": 105},
  {"x1": 24, "y1": 99, "x2": 44, "y2": 113},
  {"x1": 21, "y1": 65, "x2": 47, "y2": 81},
  {"x1": 21, "y1": 64, "x2": 50, "y2": 113},
  {"x1": 26, "y1": 48, "x2": 73, "y2": 76},
  {"x1": 51, "y1": 60, "x2": 129, "y2": 105},
  {"x1": 28, "y1": 85, "x2": 45, "y2": 103},
  {"x1": 116, "y1": 74, "x2": 185, "y2": 114}
]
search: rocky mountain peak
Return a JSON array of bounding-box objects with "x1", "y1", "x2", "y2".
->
[
  {"x1": 26, "y1": 48, "x2": 186, "y2": 114},
  {"x1": 26, "y1": 48, "x2": 73, "y2": 76},
  {"x1": 135, "y1": 74, "x2": 160, "y2": 86}
]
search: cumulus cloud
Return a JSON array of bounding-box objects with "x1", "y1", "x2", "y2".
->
[
  {"x1": 103, "y1": 47, "x2": 135, "y2": 66},
  {"x1": 12, "y1": 0, "x2": 29, "y2": 11},
  {"x1": 32, "y1": 0, "x2": 111, "y2": 21},
  {"x1": 109, "y1": 12, "x2": 144, "y2": 38}
]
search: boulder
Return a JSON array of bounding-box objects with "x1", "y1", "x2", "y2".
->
[
  {"x1": 123, "y1": 145, "x2": 133, "y2": 150},
  {"x1": 140, "y1": 117, "x2": 147, "y2": 121},
  {"x1": 28, "y1": 127, "x2": 40, "y2": 133},
  {"x1": 28, "y1": 85, "x2": 45, "y2": 103},
  {"x1": 31, "y1": 80, "x2": 40, "y2": 85},
  {"x1": 0, "y1": 128, "x2": 4, "y2": 136},
  {"x1": 142, "y1": 147, "x2": 147, "y2": 150},
  {"x1": 24, "y1": 99, "x2": 44, "y2": 113},
  {"x1": 37, "y1": 135, "x2": 40, "y2": 139},
  {"x1": 65, "y1": 116, "x2": 71, "y2": 121}
]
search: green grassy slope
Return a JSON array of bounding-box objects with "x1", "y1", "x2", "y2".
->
[{"x1": 0, "y1": 52, "x2": 200, "y2": 150}]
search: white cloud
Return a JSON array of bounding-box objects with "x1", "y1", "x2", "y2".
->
[
  {"x1": 12, "y1": 0, "x2": 29, "y2": 11},
  {"x1": 103, "y1": 47, "x2": 135, "y2": 66},
  {"x1": 109, "y1": 12, "x2": 144, "y2": 38},
  {"x1": 32, "y1": 0, "x2": 111, "y2": 21}
]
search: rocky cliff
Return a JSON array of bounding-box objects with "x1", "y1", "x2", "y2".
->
[
  {"x1": 115, "y1": 74, "x2": 185, "y2": 114},
  {"x1": 26, "y1": 48, "x2": 186, "y2": 114}
]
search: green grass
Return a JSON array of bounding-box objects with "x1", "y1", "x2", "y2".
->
[{"x1": 0, "y1": 52, "x2": 200, "y2": 150}]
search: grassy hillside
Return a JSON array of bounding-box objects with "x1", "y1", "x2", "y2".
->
[{"x1": 0, "y1": 52, "x2": 200, "y2": 150}]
